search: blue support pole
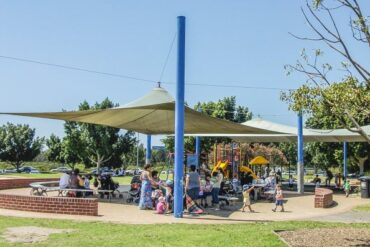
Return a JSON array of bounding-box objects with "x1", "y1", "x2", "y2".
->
[
  {"x1": 174, "y1": 16, "x2": 186, "y2": 218},
  {"x1": 195, "y1": 136, "x2": 201, "y2": 169},
  {"x1": 146, "y1": 135, "x2": 152, "y2": 164},
  {"x1": 343, "y1": 142, "x2": 347, "y2": 178},
  {"x1": 297, "y1": 113, "x2": 304, "y2": 194}
]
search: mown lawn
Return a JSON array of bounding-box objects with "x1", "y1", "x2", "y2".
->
[
  {"x1": 0, "y1": 216, "x2": 369, "y2": 247},
  {"x1": 1, "y1": 173, "x2": 172, "y2": 186},
  {"x1": 353, "y1": 204, "x2": 370, "y2": 212}
]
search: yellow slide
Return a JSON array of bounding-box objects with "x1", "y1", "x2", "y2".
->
[
  {"x1": 239, "y1": 166, "x2": 257, "y2": 179},
  {"x1": 212, "y1": 160, "x2": 229, "y2": 175}
]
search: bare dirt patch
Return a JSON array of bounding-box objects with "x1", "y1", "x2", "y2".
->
[
  {"x1": 277, "y1": 228, "x2": 370, "y2": 247},
  {"x1": 2, "y1": 226, "x2": 74, "y2": 244}
]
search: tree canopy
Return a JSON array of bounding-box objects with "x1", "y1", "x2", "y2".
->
[
  {"x1": 162, "y1": 96, "x2": 253, "y2": 153},
  {"x1": 0, "y1": 123, "x2": 43, "y2": 170}
]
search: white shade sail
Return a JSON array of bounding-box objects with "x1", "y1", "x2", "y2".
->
[
  {"x1": 188, "y1": 118, "x2": 370, "y2": 142},
  {"x1": 0, "y1": 88, "x2": 280, "y2": 135}
]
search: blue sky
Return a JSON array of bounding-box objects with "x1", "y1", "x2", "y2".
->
[{"x1": 0, "y1": 1, "x2": 367, "y2": 145}]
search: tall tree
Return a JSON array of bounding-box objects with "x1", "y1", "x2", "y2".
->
[
  {"x1": 45, "y1": 134, "x2": 63, "y2": 163},
  {"x1": 162, "y1": 96, "x2": 252, "y2": 153},
  {"x1": 0, "y1": 123, "x2": 43, "y2": 171},
  {"x1": 283, "y1": 0, "x2": 370, "y2": 142},
  {"x1": 78, "y1": 98, "x2": 136, "y2": 170}
]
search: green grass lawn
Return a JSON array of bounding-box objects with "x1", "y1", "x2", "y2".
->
[
  {"x1": 0, "y1": 173, "x2": 62, "y2": 179},
  {"x1": 1, "y1": 173, "x2": 172, "y2": 186},
  {"x1": 0, "y1": 216, "x2": 369, "y2": 247},
  {"x1": 353, "y1": 204, "x2": 370, "y2": 212}
]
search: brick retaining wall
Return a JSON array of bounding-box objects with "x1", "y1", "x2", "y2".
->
[
  {"x1": 0, "y1": 178, "x2": 98, "y2": 216},
  {"x1": 0, "y1": 194, "x2": 98, "y2": 216},
  {"x1": 315, "y1": 188, "x2": 333, "y2": 208},
  {"x1": 0, "y1": 178, "x2": 56, "y2": 190}
]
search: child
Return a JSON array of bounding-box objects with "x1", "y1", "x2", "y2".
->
[
  {"x1": 242, "y1": 184, "x2": 255, "y2": 213},
  {"x1": 272, "y1": 184, "x2": 284, "y2": 212},
  {"x1": 156, "y1": 196, "x2": 167, "y2": 214},
  {"x1": 288, "y1": 175, "x2": 294, "y2": 191},
  {"x1": 232, "y1": 174, "x2": 240, "y2": 193},
  {"x1": 344, "y1": 179, "x2": 351, "y2": 197},
  {"x1": 165, "y1": 180, "x2": 174, "y2": 213}
]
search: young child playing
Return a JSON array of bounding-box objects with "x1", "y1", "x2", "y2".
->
[
  {"x1": 232, "y1": 174, "x2": 240, "y2": 193},
  {"x1": 165, "y1": 180, "x2": 174, "y2": 213},
  {"x1": 344, "y1": 179, "x2": 351, "y2": 197},
  {"x1": 242, "y1": 184, "x2": 255, "y2": 213},
  {"x1": 272, "y1": 184, "x2": 284, "y2": 212},
  {"x1": 156, "y1": 196, "x2": 167, "y2": 214},
  {"x1": 288, "y1": 175, "x2": 294, "y2": 191}
]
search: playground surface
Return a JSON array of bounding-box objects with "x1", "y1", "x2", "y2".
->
[{"x1": 1, "y1": 187, "x2": 369, "y2": 224}]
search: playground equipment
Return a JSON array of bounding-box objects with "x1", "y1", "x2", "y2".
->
[
  {"x1": 239, "y1": 166, "x2": 257, "y2": 179},
  {"x1": 249, "y1": 156, "x2": 269, "y2": 165},
  {"x1": 212, "y1": 160, "x2": 229, "y2": 176}
]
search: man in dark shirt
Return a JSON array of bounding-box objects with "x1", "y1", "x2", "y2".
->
[{"x1": 325, "y1": 169, "x2": 333, "y2": 186}]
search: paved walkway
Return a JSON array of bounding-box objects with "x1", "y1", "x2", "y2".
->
[{"x1": 0, "y1": 188, "x2": 369, "y2": 224}]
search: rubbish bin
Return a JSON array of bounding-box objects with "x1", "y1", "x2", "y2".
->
[{"x1": 360, "y1": 176, "x2": 370, "y2": 198}]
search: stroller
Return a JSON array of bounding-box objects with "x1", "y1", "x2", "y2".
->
[
  {"x1": 126, "y1": 175, "x2": 141, "y2": 203},
  {"x1": 99, "y1": 174, "x2": 119, "y2": 199}
]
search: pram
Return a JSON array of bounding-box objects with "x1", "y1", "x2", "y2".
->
[
  {"x1": 126, "y1": 175, "x2": 141, "y2": 203},
  {"x1": 99, "y1": 174, "x2": 119, "y2": 199}
]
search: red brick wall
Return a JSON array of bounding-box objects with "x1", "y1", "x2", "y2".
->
[
  {"x1": 0, "y1": 178, "x2": 57, "y2": 190},
  {"x1": 0, "y1": 178, "x2": 98, "y2": 216},
  {"x1": 0, "y1": 194, "x2": 98, "y2": 216},
  {"x1": 315, "y1": 188, "x2": 333, "y2": 208}
]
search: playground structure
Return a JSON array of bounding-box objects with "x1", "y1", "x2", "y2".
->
[{"x1": 210, "y1": 143, "x2": 267, "y2": 180}]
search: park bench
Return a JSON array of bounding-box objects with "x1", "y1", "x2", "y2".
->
[
  {"x1": 30, "y1": 181, "x2": 120, "y2": 202},
  {"x1": 29, "y1": 181, "x2": 60, "y2": 196},
  {"x1": 57, "y1": 188, "x2": 115, "y2": 201},
  {"x1": 218, "y1": 195, "x2": 239, "y2": 206}
]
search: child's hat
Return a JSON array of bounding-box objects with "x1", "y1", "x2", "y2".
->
[
  {"x1": 158, "y1": 196, "x2": 165, "y2": 202},
  {"x1": 242, "y1": 184, "x2": 249, "y2": 191}
]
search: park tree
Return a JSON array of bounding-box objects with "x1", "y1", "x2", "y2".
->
[
  {"x1": 45, "y1": 134, "x2": 63, "y2": 163},
  {"x1": 162, "y1": 96, "x2": 252, "y2": 153},
  {"x1": 78, "y1": 98, "x2": 136, "y2": 170},
  {"x1": 0, "y1": 123, "x2": 43, "y2": 171},
  {"x1": 282, "y1": 0, "x2": 370, "y2": 143}
]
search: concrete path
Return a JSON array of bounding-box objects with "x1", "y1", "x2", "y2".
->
[{"x1": 0, "y1": 188, "x2": 369, "y2": 224}]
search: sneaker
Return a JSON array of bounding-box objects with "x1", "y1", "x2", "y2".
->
[{"x1": 272, "y1": 209, "x2": 276, "y2": 212}]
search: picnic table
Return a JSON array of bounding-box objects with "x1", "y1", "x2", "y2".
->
[
  {"x1": 29, "y1": 181, "x2": 119, "y2": 202},
  {"x1": 251, "y1": 182, "x2": 267, "y2": 201}
]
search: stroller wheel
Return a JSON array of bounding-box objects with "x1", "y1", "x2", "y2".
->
[{"x1": 126, "y1": 198, "x2": 133, "y2": 203}]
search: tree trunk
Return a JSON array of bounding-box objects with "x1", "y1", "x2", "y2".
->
[{"x1": 358, "y1": 157, "x2": 367, "y2": 175}]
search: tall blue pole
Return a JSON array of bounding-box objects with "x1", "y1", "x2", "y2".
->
[
  {"x1": 297, "y1": 113, "x2": 304, "y2": 194},
  {"x1": 195, "y1": 136, "x2": 201, "y2": 168},
  {"x1": 146, "y1": 135, "x2": 152, "y2": 164},
  {"x1": 343, "y1": 142, "x2": 347, "y2": 178},
  {"x1": 195, "y1": 109, "x2": 201, "y2": 169},
  {"x1": 174, "y1": 16, "x2": 186, "y2": 218}
]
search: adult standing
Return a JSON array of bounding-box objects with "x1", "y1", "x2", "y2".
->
[
  {"x1": 211, "y1": 168, "x2": 224, "y2": 210},
  {"x1": 139, "y1": 164, "x2": 155, "y2": 210},
  {"x1": 325, "y1": 168, "x2": 333, "y2": 187},
  {"x1": 185, "y1": 165, "x2": 201, "y2": 201}
]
